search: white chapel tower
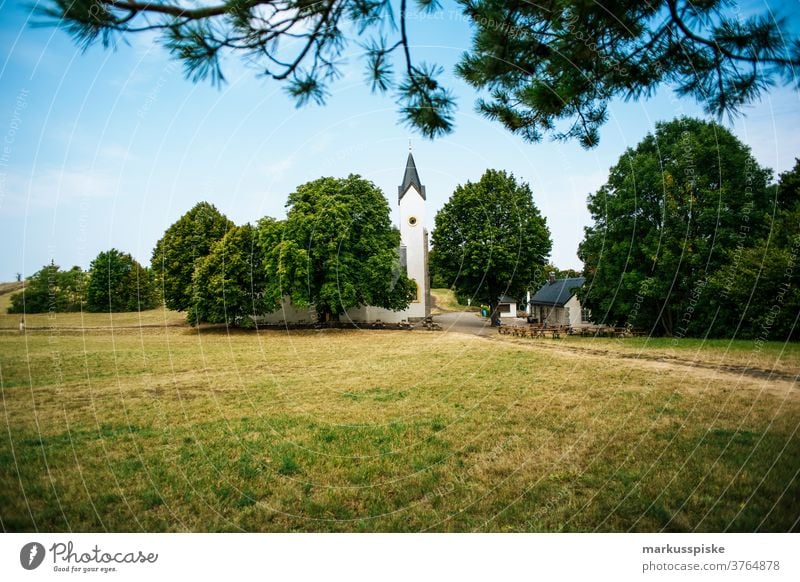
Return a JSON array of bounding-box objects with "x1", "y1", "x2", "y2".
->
[{"x1": 398, "y1": 149, "x2": 430, "y2": 320}]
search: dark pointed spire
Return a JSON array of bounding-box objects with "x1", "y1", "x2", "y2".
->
[{"x1": 398, "y1": 151, "x2": 426, "y2": 202}]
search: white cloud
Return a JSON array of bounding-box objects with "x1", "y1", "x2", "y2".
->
[
  {"x1": 309, "y1": 132, "x2": 334, "y2": 154},
  {"x1": 1, "y1": 168, "x2": 116, "y2": 215},
  {"x1": 258, "y1": 156, "x2": 295, "y2": 181},
  {"x1": 98, "y1": 144, "x2": 135, "y2": 163}
]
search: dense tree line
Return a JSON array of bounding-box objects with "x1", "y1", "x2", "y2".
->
[
  {"x1": 9, "y1": 125, "x2": 796, "y2": 340},
  {"x1": 188, "y1": 223, "x2": 268, "y2": 327},
  {"x1": 7, "y1": 262, "x2": 86, "y2": 314},
  {"x1": 86, "y1": 249, "x2": 160, "y2": 312},
  {"x1": 156, "y1": 175, "x2": 414, "y2": 326},
  {"x1": 579, "y1": 118, "x2": 798, "y2": 340},
  {"x1": 172, "y1": 171, "x2": 553, "y2": 327},
  {"x1": 7, "y1": 176, "x2": 413, "y2": 325},
  {"x1": 151, "y1": 202, "x2": 235, "y2": 312},
  {"x1": 8, "y1": 252, "x2": 160, "y2": 314},
  {"x1": 709, "y1": 160, "x2": 800, "y2": 340}
]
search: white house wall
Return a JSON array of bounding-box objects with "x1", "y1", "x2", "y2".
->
[
  {"x1": 260, "y1": 300, "x2": 316, "y2": 324},
  {"x1": 537, "y1": 305, "x2": 566, "y2": 325},
  {"x1": 261, "y1": 301, "x2": 413, "y2": 325},
  {"x1": 499, "y1": 303, "x2": 517, "y2": 318},
  {"x1": 532, "y1": 295, "x2": 586, "y2": 327},
  {"x1": 566, "y1": 294, "x2": 583, "y2": 327},
  {"x1": 342, "y1": 305, "x2": 408, "y2": 324}
]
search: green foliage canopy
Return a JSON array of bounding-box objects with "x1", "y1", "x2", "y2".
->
[
  {"x1": 708, "y1": 159, "x2": 800, "y2": 340},
  {"x1": 190, "y1": 223, "x2": 268, "y2": 327},
  {"x1": 263, "y1": 175, "x2": 414, "y2": 322},
  {"x1": 457, "y1": 0, "x2": 800, "y2": 147},
  {"x1": 86, "y1": 248, "x2": 159, "y2": 312},
  {"x1": 8, "y1": 262, "x2": 86, "y2": 314},
  {"x1": 578, "y1": 117, "x2": 778, "y2": 337},
  {"x1": 41, "y1": 0, "x2": 800, "y2": 147},
  {"x1": 430, "y1": 169, "x2": 551, "y2": 321},
  {"x1": 151, "y1": 202, "x2": 234, "y2": 312}
]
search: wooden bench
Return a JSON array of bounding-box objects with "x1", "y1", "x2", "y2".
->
[{"x1": 498, "y1": 324, "x2": 568, "y2": 339}]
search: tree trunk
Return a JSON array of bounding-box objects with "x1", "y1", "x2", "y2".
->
[
  {"x1": 659, "y1": 304, "x2": 673, "y2": 336},
  {"x1": 315, "y1": 305, "x2": 341, "y2": 324},
  {"x1": 489, "y1": 302, "x2": 501, "y2": 326}
]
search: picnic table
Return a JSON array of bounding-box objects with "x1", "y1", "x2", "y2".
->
[
  {"x1": 498, "y1": 323, "x2": 569, "y2": 339},
  {"x1": 573, "y1": 325, "x2": 642, "y2": 338},
  {"x1": 498, "y1": 323, "x2": 645, "y2": 339}
]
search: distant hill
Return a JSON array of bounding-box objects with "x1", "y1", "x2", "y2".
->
[
  {"x1": 0, "y1": 281, "x2": 24, "y2": 313},
  {"x1": 0, "y1": 281, "x2": 24, "y2": 296}
]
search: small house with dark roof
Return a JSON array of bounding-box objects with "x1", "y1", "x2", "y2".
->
[
  {"x1": 498, "y1": 294, "x2": 517, "y2": 319},
  {"x1": 529, "y1": 274, "x2": 589, "y2": 327}
]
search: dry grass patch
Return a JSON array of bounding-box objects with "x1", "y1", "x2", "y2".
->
[
  {"x1": 495, "y1": 334, "x2": 800, "y2": 382},
  {"x1": 0, "y1": 307, "x2": 185, "y2": 330},
  {"x1": 1, "y1": 326, "x2": 798, "y2": 532}
]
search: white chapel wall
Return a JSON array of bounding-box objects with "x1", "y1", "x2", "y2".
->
[{"x1": 399, "y1": 185, "x2": 428, "y2": 320}]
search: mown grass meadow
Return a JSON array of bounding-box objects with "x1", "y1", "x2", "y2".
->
[{"x1": 1, "y1": 309, "x2": 797, "y2": 532}]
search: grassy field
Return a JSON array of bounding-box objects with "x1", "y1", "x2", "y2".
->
[
  {"x1": 1, "y1": 309, "x2": 798, "y2": 533},
  {"x1": 430, "y1": 288, "x2": 480, "y2": 314},
  {"x1": 0, "y1": 301, "x2": 185, "y2": 331}
]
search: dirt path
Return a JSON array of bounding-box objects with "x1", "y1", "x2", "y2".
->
[
  {"x1": 432, "y1": 312, "x2": 798, "y2": 398},
  {"x1": 490, "y1": 334, "x2": 798, "y2": 398},
  {"x1": 499, "y1": 337, "x2": 797, "y2": 382},
  {"x1": 435, "y1": 310, "x2": 495, "y2": 337}
]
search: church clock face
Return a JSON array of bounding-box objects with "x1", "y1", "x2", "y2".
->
[{"x1": 408, "y1": 216, "x2": 418, "y2": 226}]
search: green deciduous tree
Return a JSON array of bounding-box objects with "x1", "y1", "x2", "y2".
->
[
  {"x1": 259, "y1": 217, "x2": 305, "y2": 313},
  {"x1": 42, "y1": 0, "x2": 800, "y2": 147},
  {"x1": 535, "y1": 264, "x2": 582, "y2": 287},
  {"x1": 151, "y1": 202, "x2": 234, "y2": 312},
  {"x1": 431, "y1": 169, "x2": 551, "y2": 323},
  {"x1": 578, "y1": 117, "x2": 775, "y2": 337},
  {"x1": 190, "y1": 223, "x2": 268, "y2": 327},
  {"x1": 86, "y1": 248, "x2": 159, "y2": 312},
  {"x1": 263, "y1": 174, "x2": 414, "y2": 322},
  {"x1": 8, "y1": 262, "x2": 86, "y2": 314},
  {"x1": 708, "y1": 159, "x2": 800, "y2": 340}
]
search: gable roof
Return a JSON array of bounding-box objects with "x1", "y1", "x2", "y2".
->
[
  {"x1": 531, "y1": 277, "x2": 585, "y2": 307},
  {"x1": 398, "y1": 152, "x2": 426, "y2": 202}
]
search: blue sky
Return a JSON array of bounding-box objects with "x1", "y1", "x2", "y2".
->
[{"x1": 1, "y1": 1, "x2": 798, "y2": 281}]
